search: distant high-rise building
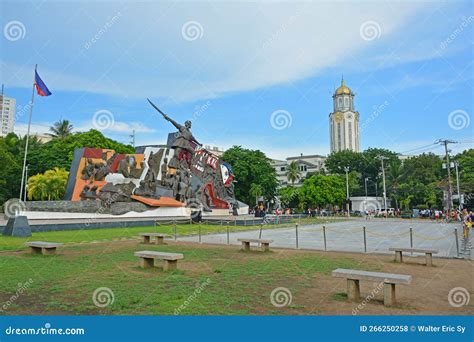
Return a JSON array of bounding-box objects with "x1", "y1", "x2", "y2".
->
[
  {"x1": 329, "y1": 78, "x2": 360, "y2": 153},
  {"x1": 0, "y1": 95, "x2": 16, "y2": 137}
]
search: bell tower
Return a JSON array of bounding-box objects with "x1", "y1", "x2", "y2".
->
[{"x1": 329, "y1": 77, "x2": 360, "y2": 153}]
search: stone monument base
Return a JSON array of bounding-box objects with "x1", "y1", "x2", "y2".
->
[{"x1": 3, "y1": 216, "x2": 32, "y2": 237}]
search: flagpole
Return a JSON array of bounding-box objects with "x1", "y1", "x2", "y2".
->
[{"x1": 19, "y1": 64, "x2": 37, "y2": 202}]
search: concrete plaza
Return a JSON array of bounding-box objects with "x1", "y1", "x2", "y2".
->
[{"x1": 180, "y1": 218, "x2": 468, "y2": 259}]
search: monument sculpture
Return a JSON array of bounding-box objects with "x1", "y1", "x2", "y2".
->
[{"x1": 52, "y1": 99, "x2": 241, "y2": 217}]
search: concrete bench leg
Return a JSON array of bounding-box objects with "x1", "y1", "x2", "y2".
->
[
  {"x1": 261, "y1": 243, "x2": 270, "y2": 252},
  {"x1": 242, "y1": 242, "x2": 250, "y2": 252},
  {"x1": 155, "y1": 236, "x2": 164, "y2": 245},
  {"x1": 140, "y1": 257, "x2": 154, "y2": 269},
  {"x1": 30, "y1": 246, "x2": 42, "y2": 254},
  {"x1": 425, "y1": 253, "x2": 433, "y2": 266},
  {"x1": 347, "y1": 279, "x2": 360, "y2": 301},
  {"x1": 394, "y1": 251, "x2": 403, "y2": 263},
  {"x1": 383, "y1": 283, "x2": 396, "y2": 306},
  {"x1": 142, "y1": 236, "x2": 151, "y2": 244},
  {"x1": 42, "y1": 247, "x2": 56, "y2": 255},
  {"x1": 164, "y1": 260, "x2": 178, "y2": 271}
]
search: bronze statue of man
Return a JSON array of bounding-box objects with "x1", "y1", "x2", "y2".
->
[{"x1": 147, "y1": 98, "x2": 201, "y2": 158}]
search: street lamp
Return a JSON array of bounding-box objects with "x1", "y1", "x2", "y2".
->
[
  {"x1": 377, "y1": 156, "x2": 388, "y2": 217},
  {"x1": 344, "y1": 166, "x2": 350, "y2": 217}
]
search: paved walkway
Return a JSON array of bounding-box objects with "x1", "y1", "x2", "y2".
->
[{"x1": 180, "y1": 219, "x2": 468, "y2": 258}]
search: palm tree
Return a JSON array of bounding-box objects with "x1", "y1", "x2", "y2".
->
[
  {"x1": 249, "y1": 183, "x2": 263, "y2": 205},
  {"x1": 28, "y1": 167, "x2": 69, "y2": 200},
  {"x1": 285, "y1": 161, "x2": 301, "y2": 186},
  {"x1": 48, "y1": 119, "x2": 73, "y2": 139},
  {"x1": 387, "y1": 161, "x2": 403, "y2": 210}
]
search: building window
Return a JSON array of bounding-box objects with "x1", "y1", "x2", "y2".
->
[
  {"x1": 299, "y1": 165, "x2": 307, "y2": 172},
  {"x1": 280, "y1": 167, "x2": 285, "y2": 171},
  {"x1": 344, "y1": 98, "x2": 348, "y2": 107}
]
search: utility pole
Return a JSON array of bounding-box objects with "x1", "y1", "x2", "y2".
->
[
  {"x1": 436, "y1": 139, "x2": 456, "y2": 212},
  {"x1": 453, "y1": 161, "x2": 461, "y2": 211},
  {"x1": 344, "y1": 166, "x2": 350, "y2": 217},
  {"x1": 377, "y1": 156, "x2": 388, "y2": 217},
  {"x1": 129, "y1": 129, "x2": 135, "y2": 148}
]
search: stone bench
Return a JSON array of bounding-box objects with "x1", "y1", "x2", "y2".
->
[
  {"x1": 25, "y1": 241, "x2": 63, "y2": 255},
  {"x1": 134, "y1": 251, "x2": 184, "y2": 271},
  {"x1": 139, "y1": 233, "x2": 168, "y2": 245},
  {"x1": 237, "y1": 238, "x2": 274, "y2": 252},
  {"x1": 332, "y1": 268, "x2": 412, "y2": 306},
  {"x1": 389, "y1": 247, "x2": 438, "y2": 266}
]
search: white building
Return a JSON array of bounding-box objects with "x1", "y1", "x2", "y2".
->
[
  {"x1": 272, "y1": 154, "x2": 327, "y2": 187},
  {"x1": 0, "y1": 95, "x2": 16, "y2": 137},
  {"x1": 329, "y1": 78, "x2": 360, "y2": 153}
]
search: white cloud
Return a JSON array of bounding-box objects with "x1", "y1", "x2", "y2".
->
[{"x1": 1, "y1": 1, "x2": 431, "y2": 102}]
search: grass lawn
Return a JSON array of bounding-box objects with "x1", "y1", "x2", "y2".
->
[
  {"x1": 0, "y1": 240, "x2": 367, "y2": 315},
  {"x1": 0, "y1": 217, "x2": 342, "y2": 252}
]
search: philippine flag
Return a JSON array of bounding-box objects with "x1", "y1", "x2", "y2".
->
[{"x1": 34, "y1": 68, "x2": 52, "y2": 96}]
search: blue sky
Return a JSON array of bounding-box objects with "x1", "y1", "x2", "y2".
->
[{"x1": 1, "y1": 0, "x2": 473, "y2": 159}]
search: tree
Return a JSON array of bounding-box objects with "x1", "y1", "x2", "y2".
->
[
  {"x1": 28, "y1": 167, "x2": 69, "y2": 200},
  {"x1": 325, "y1": 150, "x2": 364, "y2": 175},
  {"x1": 387, "y1": 160, "x2": 404, "y2": 210},
  {"x1": 249, "y1": 183, "x2": 263, "y2": 206},
  {"x1": 454, "y1": 149, "x2": 474, "y2": 210},
  {"x1": 285, "y1": 161, "x2": 301, "y2": 185},
  {"x1": 221, "y1": 146, "x2": 278, "y2": 206},
  {"x1": 299, "y1": 174, "x2": 346, "y2": 209},
  {"x1": 48, "y1": 119, "x2": 74, "y2": 139},
  {"x1": 278, "y1": 186, "x2": 300, "y2": 208}
]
